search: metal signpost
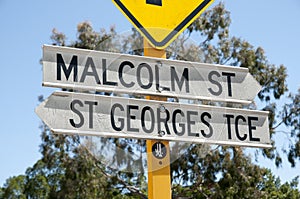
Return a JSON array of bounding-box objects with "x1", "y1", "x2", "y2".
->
[{"x1": 35, "y1": 0, "x2": 272, "y2": 198}]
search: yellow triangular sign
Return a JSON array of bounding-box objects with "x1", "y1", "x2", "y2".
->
[{"x1": 113, "y1": 0, "x2": 215, "y2": 49}]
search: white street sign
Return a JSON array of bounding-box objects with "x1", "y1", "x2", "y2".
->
[
  {"x1": 43, "y1": 45, "x2": 262, "y2": 104},
  {"x1": 35, "y1": 91, "x2": 271, "y2": 148}
]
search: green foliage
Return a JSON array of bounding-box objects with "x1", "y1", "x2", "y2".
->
[
  {"x1": 171, "y1": 147, "x2": 264, "y2": 198},
  {"x1": 280, "y1": 88, "x2": 300, "y2": 167},
  {"x1": 259, "y1": 171, "x2": 300, "y2": 199},
  {"x1": 0, "y1": 188, "x2": 3, "y2": 198},
  {"x1": 1, "y1": 2, "x2": 299, "y2": 198},
  {"x1": 172, "y1": 146, "x2": 300, "y2": 198},
  {"x1": 188, "y1": 3, "x2": 289, "y2": 166},
  {"x1": 1, "y1": 175, "x2": 26, "y2": 199}
]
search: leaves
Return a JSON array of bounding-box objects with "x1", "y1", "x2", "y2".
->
[
  {"x1": 1, "y1": 175, "x2": 26, "y2": 199},
  {"x1": 280, "y1": 89, "x2": 300, "y2": 167}
]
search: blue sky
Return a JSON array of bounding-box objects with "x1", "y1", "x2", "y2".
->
[{"x1": 0, "y1": 0, "x2": 299, "y2": 187}]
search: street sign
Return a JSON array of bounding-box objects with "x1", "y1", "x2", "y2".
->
[
  {"x1": 35, "y1": 91, "x2": 271, "y2": 148},
  {"x1": 112, "y1": 0, "x2": 215, "y2": 49},
  {"x1": 43, "y1": 45, "x2": 261, "y2": 104}
]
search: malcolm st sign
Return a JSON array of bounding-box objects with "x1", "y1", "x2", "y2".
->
[{"x1": 43, "y1": 45, "x2": 261, "y2": 104}]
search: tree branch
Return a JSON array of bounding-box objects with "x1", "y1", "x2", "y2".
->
[{"x1": 82, "y1": 144, "x2": 148, "y2": 199}]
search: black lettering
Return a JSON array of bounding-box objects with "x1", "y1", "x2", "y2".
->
[
  {"x1": 172, "y1": 109, "x2": 185, "y2": 136},
  {"x1": 141, "y1": 106, "x2": 155, "y2": 134},
  {"x1": 224, "y1": 114, "x2": 234, "y2": 139},
  {"x1": 235, "y1": 115, "x2": 247, "y2": 141},
  {"x1": 102, "y1": 59, "x2": 117, "y2": 86},
  {"x1": 208, "y1": 71, "x2": 222, "y2": 96},
  {"x1": 127, "y1": 105, "x2": 139, "y2": 132},
  {"x1": 187, "y1": 111, "x2": 199, "y2": 137},
  {"x1": 57, "y1": 53, "x2": 78, "y2": 81},
  {"x1": 110, "y1": 103, "x2": 125, "y2": 131},
  {"x1": 69, "y1": 100, "x2": 84, "y2": 128},
  {"x1": 85, "y1": 101, "x2": 98, "y2": 129},
  {"x1": 248, "y1": 116, "x2": 260, "y2": 142},
  {"x1": 222, "y1": 72, "x2": 235, "y2": 97},
  {"x1": 201, "y1": 112, "x2": 213, "y2": 138},
  {"x1": 80, "y1": 57, "x2": 101, "y2": 84},
  {"x1": 119, "y1": 61, "x2": 135, "y2": 88},
  {"x1": 171, "y1": 67, "x2": 189, "y2": 93},
  {"x1": 137, "y1": 63, "x2": 153, "y2": 89}
]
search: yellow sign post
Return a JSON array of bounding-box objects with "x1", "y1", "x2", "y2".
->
[
  {"x1": 146, "y1": 140, "x2": 171, "y2": 198},
  {"x1": 113, "y1": 0, "x2": 215, "y2": 49},
  {"x1": 144, "y1": 39, "x2": 171, "y2": 198},
  {"x1": 113, "y1": 1, "x2": 215, "y2": 198}
]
